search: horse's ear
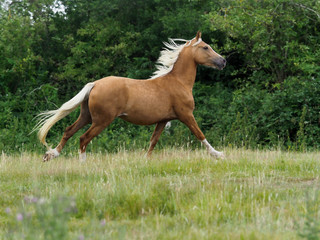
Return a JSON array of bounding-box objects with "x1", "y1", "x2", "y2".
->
[{"x1": 196, "y1": 31, "x2": 202, "y2": 40}]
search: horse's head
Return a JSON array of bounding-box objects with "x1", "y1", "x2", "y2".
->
[{"x1": 190, "y1": 31, "x2": 226, "y2": 70}]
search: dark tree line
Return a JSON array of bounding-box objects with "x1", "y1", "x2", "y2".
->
[{"x1": 1, "y1": 0, "x2": 320, "y2": 152}]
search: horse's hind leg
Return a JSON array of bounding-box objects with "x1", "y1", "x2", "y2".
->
[
  {"x1": 43, "y1": 100, "x2": 91, "y2": 162},
  {"x1": 78, "y1": 118, "x2": 114, "y2": 162},
  {"x1": 147, "y1": 121, "x2": 167, "y2": 157}
]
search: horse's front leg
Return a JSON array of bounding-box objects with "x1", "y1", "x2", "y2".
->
[{"x1": 179, "y1": 113, "x2": 224, "y2": 158}]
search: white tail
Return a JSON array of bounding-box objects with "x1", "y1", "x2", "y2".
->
[{"x1": 34, "y1": 82, "x2": 95, "y2": 149}]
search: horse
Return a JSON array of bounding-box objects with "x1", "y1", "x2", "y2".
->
[{"x1": 35, "y1": 31, "x2": 226, "y2": 162}]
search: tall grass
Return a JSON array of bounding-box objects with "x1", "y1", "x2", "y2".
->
[{"x1": 0, "y1": 148, "x2": 319, "y2": 239}]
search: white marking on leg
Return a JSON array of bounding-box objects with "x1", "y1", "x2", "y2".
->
[
  {"x1": 52, "y1": 148, "x2": 60, "y2": 157},
  {"x1": 79, "y1": 152, "x2": 86, "y2": 162},
  {"x1": 46, "y1": 148, "x2": 60, "y2": 157},
  {"x1": 201, "y1": 139, "x2": 224, "y2": 158},
  {"x1": 118, "y1": 112, "x2": 128, "y2": 117}
]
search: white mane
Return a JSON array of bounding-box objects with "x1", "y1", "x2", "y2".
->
[{"x1": 151, "y1": 37, "x2": 202, "y2": 79}]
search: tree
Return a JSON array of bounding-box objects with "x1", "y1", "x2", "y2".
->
[{"x1": 207, "y1": 0, "x2": 320, "y2": 87}]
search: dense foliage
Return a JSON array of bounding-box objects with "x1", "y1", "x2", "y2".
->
[{"x1": 1, "y1": 0, "x2": 320, "y2": 153}]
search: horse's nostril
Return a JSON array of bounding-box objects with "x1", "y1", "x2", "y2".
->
[{"x1": 217, "y1": 58, "x2": 226, "y2": 70}]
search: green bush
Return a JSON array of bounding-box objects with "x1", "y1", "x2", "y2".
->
[{"x1": 1, "y1": 0, "x2": 320, "y2": 153}]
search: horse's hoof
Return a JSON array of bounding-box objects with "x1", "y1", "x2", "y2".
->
[
  {"x1": 208, "y1": 149, "x2": 224, "y2": 159},
  {"x1": 42, "y1": 153, "x2": 52, "y2": 162},
  {"x1": 210, "y1": 151, "x2": 225, "y2": 159},
  {"x1": 79, "y1": 152, "x2": 86, "y2": 162},
  {"x1": 218, "y1": 152, "x2": 225, "y2": 159},
  {"x1": 42, "y1": 148, "x2": 59, "y2": 162}
]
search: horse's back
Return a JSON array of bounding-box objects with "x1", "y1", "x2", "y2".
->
[{"x1": 89, "y1": 76, "x2": 176, "y2": 125}]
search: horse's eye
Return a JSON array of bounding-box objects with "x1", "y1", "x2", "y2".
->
[{"x1": 203, "y1": 46, "x2": 209, "y2": 50}]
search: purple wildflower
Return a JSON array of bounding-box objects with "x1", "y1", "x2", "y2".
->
[
  {"x1": 78, "y1": 234, "x2": 85, "y2": 240},
  {"x1": 100, "y1": 219, "x2": 106, "y2": 226},
  {"x1": 16, "y1": 213, "x2": 23, "y2": 221},
  {"x1": 24, "y1": 196, "x2": 31, "y2": 203},
  {"x1": 5, "y1": 207, "x2": 11, "y2": 214}
]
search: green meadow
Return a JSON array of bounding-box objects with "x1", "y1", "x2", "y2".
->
[{"x1": 1, "y1": 148, "x2": 319, "y2": 239}]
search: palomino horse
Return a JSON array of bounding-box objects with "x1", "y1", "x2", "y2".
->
[{"x1": 36, "y1": 31, "x2": 226, "y2": 161}]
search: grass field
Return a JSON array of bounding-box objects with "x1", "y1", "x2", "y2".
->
[{"x1": 0, "y1": 148, "x2": 320, "y2": 239}]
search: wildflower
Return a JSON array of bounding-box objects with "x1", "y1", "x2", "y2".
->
[
  {"x1": 24, "y1": 196, "x2": 31, "y2": 203},
  {"x1": 78, "y1": 234, "x2": 85, "y2": 240},
  {"x1": 100, "y1": 219, "x2": 106, "y2": 226},
  {"x1": 24, "y1": 196, "x2": 39, "y2": 204},
  {"x1": 5, "y1": 207, "x2": 11, "y2": 214},
  {"x1": 16, "y1": 213, "x2": 23, "y2": 221}
]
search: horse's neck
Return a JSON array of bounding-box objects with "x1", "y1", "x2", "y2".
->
[{"x1": 169, "y1": 50, "x2": 197, "y2": 91}]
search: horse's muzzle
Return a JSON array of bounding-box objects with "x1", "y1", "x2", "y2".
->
[{"x1": 217, "y1": 57, "x2": 226, "y2": 70}]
